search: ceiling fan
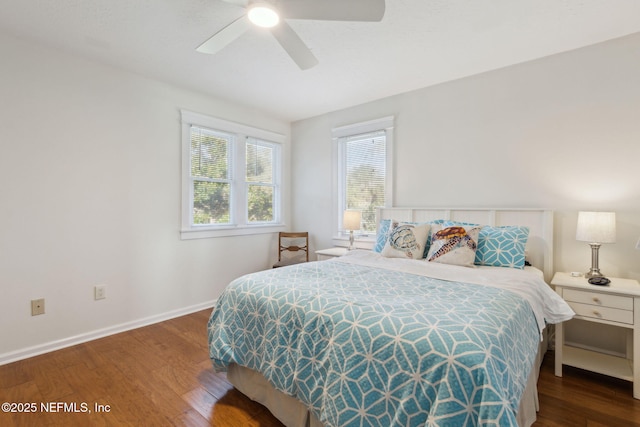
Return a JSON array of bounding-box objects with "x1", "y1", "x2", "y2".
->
[{"x1": 196, "y1": 0, "x2": 386, "y2": 70}]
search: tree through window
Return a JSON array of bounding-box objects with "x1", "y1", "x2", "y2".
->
[
  {"x1": 342, "y1": 132, "x2": 386, "y2": 233},
  {"x1": 333, "y1": 116, "x2": 394, "y2": 240},
  {"x1": 190, "y1": 127, "x2": 233, "y2": 224}
]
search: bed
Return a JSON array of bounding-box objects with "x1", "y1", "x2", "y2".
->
[{"x1": 207, "y1": 207, "x2": 574, "y2": 427}]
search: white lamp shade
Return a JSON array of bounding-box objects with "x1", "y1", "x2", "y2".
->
[
  {"x1": 576, "y1": 211, "x2": 616, "y2": 243},
  {"x1": 343, "y1": 210, "x2": 362, "y2": 231}
]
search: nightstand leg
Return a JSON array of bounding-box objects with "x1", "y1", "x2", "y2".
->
[
  {"x1": 634, "y1": 299, "x2": 639, "y2": 399},
  {"x1": 555, "y1": 321, "x2": 564, "y2": 377},
  {"x1": 554, "y1": 288, "x2": 564, "y2": 377}
]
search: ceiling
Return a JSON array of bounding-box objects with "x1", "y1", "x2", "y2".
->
[{"x1": 1, "y1": 0, "x2": 639, "y2": 122}]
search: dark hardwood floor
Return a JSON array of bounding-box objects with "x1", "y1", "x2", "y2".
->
[{"x1": 1, "y1": 309, "x2": 639, "y2": 426}]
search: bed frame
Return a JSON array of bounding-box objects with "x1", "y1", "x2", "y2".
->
[{"x1": 228, "y1": 207, "x2": 555, "y2": 427}]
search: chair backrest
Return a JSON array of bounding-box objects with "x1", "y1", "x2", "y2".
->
[{"x1": 278, "y1": 232, "x2": 309, "y2": 262}]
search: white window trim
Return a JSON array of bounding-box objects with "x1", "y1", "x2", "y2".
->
[
  {"x1": 331, "y1": 116, "x2": 394, "y2": 248},
  {"x1": 180, "y1": 110, "x2": 285, "y2": 240}
]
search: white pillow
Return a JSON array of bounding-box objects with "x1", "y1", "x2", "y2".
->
[
  {"x1": 426, "y1": 225, "x2": 481, "y2": 267},
  {"x1": 381, "y1": 222, "x2": 431, "y2": 259}
]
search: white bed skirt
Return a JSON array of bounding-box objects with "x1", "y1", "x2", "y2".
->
[{"x1": 227, "y1": 340, "x2": 546, "y2": 427}]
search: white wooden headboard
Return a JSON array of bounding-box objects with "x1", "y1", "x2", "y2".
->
[{"x1": 376, "y1": 207, "x2": 554, "y2": 282}]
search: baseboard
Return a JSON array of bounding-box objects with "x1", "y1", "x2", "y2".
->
[{"x1": 0, "y1": 300, "x2": 217, "y2": 366}]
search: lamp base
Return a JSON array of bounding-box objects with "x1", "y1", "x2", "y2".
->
[
  {"x1": 585, "y1": 270, "x2": 605, "y2": 279},
  {"x1": 348, "y1": 230, "x2": 354, "y2": 251},
  {"x1": 584, "y1": 243, "x2": 604, "y2": 279}
]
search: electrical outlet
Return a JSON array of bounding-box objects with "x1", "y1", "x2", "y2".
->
[
  {"x1": 94, "y1": 285, "x2": 107, "y2": 300},
  {"x1": 31, "y1": 298, "x2": 45, "y2": 316}
]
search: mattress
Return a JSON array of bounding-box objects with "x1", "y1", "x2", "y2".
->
[{"x1": 207, "y1": 250, "x2": 573, "y2": 426}]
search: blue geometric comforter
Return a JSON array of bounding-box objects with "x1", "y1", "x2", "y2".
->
[{"x1": 207, "y1": 256, "x2": 543, "y2": 426}]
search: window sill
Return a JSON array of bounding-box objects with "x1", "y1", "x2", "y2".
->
[{"x1": 181, "y1": 224, "x2": 286, "y2": 240}]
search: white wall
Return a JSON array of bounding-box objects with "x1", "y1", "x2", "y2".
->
[
  {"x1": 292, "y1": 32, "x2": 640, "y2": 281},
  {"x1": 0, "y1": 33, "x2": 290, "y2": 361}
]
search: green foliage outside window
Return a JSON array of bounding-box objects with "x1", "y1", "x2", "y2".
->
[
  {"x1": 246, "y1": 140, "x2": 275, "y2": 223},
  {"x1": 344, "y1": 135, "x2": 386, "y2": 233},
  {"x1": 248, "y1": 186, "x2": 273, "y2": 222},
  {"x1": 346, "y1": 164, "x2": 384, "y2": 233},
  {"x1": 190, "y1": 128, "x2": 277, "y2": 225},
  {"x1": 191, "y1": 128, "x2": 231, "y2": 224}
]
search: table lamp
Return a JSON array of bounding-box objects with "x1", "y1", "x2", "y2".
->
[
  {"x1": 343, "y1": 210, "x2": 362, "y2": 250},
  {"x1": 576, "y1": 211, "x2": 616, "y2": 279}
]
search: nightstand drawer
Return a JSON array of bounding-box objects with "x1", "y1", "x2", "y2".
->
[
  {"x1": 567, "y1": 301, "x2": 633, "y2": 324},
  {"x1": 563, "y1": 289, "x2": 633, "y2": 310}
]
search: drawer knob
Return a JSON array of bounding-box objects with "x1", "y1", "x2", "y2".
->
[
  {"x1": 593, "y1": 310, "x2": 602, "y2": 318},
  {"x1": 592, "y1": 297, "x2": 601, "y2": 304}
]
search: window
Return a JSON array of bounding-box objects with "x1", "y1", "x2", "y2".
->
[
  {"x1": 333, "y1": 116, "x2": 393, "y2": 241},
  {"x1": 181, "y1": 110, "x2": 284, "y2": 239},
  {"x1": 246, "y1": 137, "x2": 279, "y2": 223},
  {"x1": 190, "y1": 127, "x2": 233, "y2": 225}
]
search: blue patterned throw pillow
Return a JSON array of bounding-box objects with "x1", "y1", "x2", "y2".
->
[
  {"x1": 373, "y1": 219, "x2": 392, "y2": 253},
  {"x1": 476, "y1": 225, "x2": 530, "y2": 269},
  {"x1": 444, "y1": 221, "x2": 530, "y2": 269}
]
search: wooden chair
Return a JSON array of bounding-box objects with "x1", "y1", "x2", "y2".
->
[{"x1": 273, "y1": 232, "x2": 309, "y2": 268}]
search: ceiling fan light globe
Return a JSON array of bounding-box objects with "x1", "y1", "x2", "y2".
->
[{"x1": 248, "y1": 4, "x2": 280, "y2": 28}]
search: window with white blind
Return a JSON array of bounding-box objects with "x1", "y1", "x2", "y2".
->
[
  {"x1": 246, "y1": 138, "x2": 280, "y2": 224},
  {"x1": 190, "y1": 126, "x2": 233, "y2": 225},
  {"x1": 181, "y1": 110, "x2": 284, "y2": 239},
  {"x1": 333, "y1": 116, "x2": 394, "y2": 241}
]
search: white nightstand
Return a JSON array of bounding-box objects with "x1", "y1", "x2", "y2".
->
[
  {"x1": 551, "y1": 272, "x2": 640, "y2": 399},
  {"x1": 315, "y1": 247, "x2": 348, "y2": 261}
]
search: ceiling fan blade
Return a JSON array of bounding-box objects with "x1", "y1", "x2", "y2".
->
[
  {"x1": 196, "y1": 15, "x2": 251, "y2": 54},
  {"x1": 280, "y1": 0, "x2": 385, "y2": 22},
  {"x1": 271, "y1": 21, "x2": 318, "y2": 70}
]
